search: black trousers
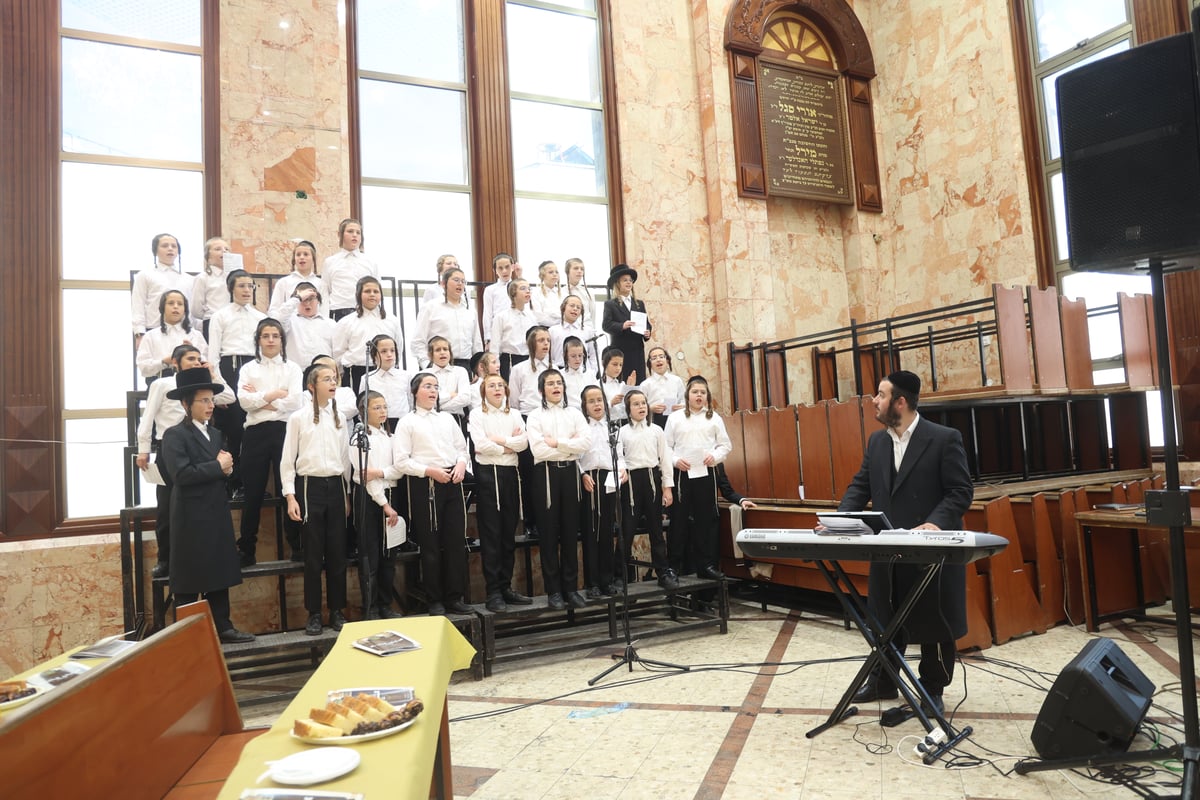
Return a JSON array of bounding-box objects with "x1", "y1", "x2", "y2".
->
[
  {"x1": 297, "y1": 475, "x2": 348, "y2": 615},
  {"x1": 353, "y1": 483, "x2": 396, "y2": 613},
  {"x1": 475, "y1": 463, "x2": 520, "y2": 596},
  {"x1": 330, "y1": 308, "x2": 355, "y2": 322},
  {"x1": 873, "y1": 636, "x2": 958, "y2": 696},
  {"x1": 582, "y1": 468, "x2": 618, "y2": 589},
  {"x1": 534, "y1": 461, "x2": 581, "y2": 595},
  {"x1": 407, "y1": 475, "x2": 468, "y2": 605},
  {"x1": 177, "y1": 589, "x2": 233, "y2": 633},
  {"x1": 669, "y1": 468, "x2": 718, "y2": 575},
  {"x1": 216, "y1": 355, "x2": 253, "y2": 486},
  {"x1": 498, "y1": 352, "x2": 527, "y2": 383},
  {"x1": 517, "y1": 417, "x2": 536, "y2": 531},
  {"x1": 238, "y1": 420, "x2": 287, "y2": 555},
  {"x1": 343, "y1": 364, "x2": 367, "y2": 392},
  {"x1": 626, "y1": 467, "x2": 669, "y2": 571}
]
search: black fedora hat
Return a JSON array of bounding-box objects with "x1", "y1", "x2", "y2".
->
[
  {"x1": 167, "y1": 367, "x2": 225, "y2": 400},
  {"x1": 606, "y1": 263, "x2": 638, "y2": 289}
]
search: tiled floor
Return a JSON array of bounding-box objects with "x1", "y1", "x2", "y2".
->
[{"x1": 444, "y1": 598, "x2": 1194, "y2": 799}]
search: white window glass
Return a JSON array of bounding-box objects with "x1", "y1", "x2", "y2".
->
[
  {"x1": 62, "y1": 38, "x2": 202, "y2": 161},
  {"x1": 357, "y1": 0, "x2": 464, "y2": 82},
  {"x1": 507, "y1": 4, "x2": 600, "y2": 103},
  {"x1": 62, "y1": 0, "x2": 201, "y2": 46},
  {"x1": 63, "y1": 289, "x2": 139, "y2": 408},
  {"x1": 511, "y1": 100, "x2": 605, "y2": 196},
  {"x1": 362, "y1": 185, "x2": 474, "y2": 284},
  {"x1": 514, "y1": 0, "x2": 596, "y2": 11},
  {"x1": 1032, "y1": 0, "x2": 1127, "y2": 63},
  {"x1": 515, "y1": 197, "x2": 610, "y2": 282},
  {"x1": 61, "y1": 162, "x2": 204, "y2": 281},
  {"x1": 359, "y1": 80, "x2": 467, "y2": 185},
  {"x1": 64, "y1": 418, "x2": 129, "y2": 518},
  {"x1": 1041, "y1": 40, "x2": 1128, "y2": 160},
  {"x1": 1050, "y1": 170, "x2": 1069, "y2": 262}
]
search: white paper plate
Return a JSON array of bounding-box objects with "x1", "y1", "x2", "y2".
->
[
  {"x1": 0, "y1": 685, "x2": 42, "y2": 711},
  {"x1": 267, "y1": 746, "x2": 360, "y2": 785},
  {"x1": 291, "y1": 716, "x2": 417, "y2": 745}
]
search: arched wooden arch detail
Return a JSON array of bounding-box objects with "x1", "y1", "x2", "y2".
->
[{"x1": 724, "y1": 0, "x2": 882, "y2": 212}]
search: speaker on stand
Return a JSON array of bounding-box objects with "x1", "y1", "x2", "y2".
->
[{"x1": 1013, "y1": 14, "x2": 1200, "y2": 798}]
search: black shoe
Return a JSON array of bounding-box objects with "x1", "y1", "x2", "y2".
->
[
  {"x1": 447, "y1": 599, "x2": 473, "y2": 614},
  {"x1": 427, "y1": 602, "x2": 446, "y2": 616},
  {"x1": 586, "y1": 586, "x2": 604, "y2": 600},
  {"x1": 699, "y1": 565, "x2": 725, "y2": 580},
  {"x1": 566, "y1": 590, "x2": 588, "y2": 609},
  {"x1": 658, "y1": 569, "x2": 680, "y2": 590},
  {"x1": 547, "y1": 593, "x2": 566, "y2": 610},
  {"x1": 523, "y1": 524, "x2": 538, "y2": 540},
  {"x1": 151, "y1": 562, "x2": 169, "y2": 579},
  {"x1": 230, "y1": 488, "x2": 245, "y2": 502},
  {"x1": 330, "y1": 610, "x2": 346, "y2": 631},
  {"x1": 218, "y1": 627, "x2": 255, "y2": 644},
  {"x1": 239, "y1": 551, "x2": 256, "y2": 568},
  {"x1": 305, "y1": 614, "x2": 322, "y2": 636},
  {"x1": 376, "y1": 606, "x2": 402, "y2": 619},
  {"x1": 852, "y1": 681, "x2": 899, "y2": 705},
  {"x1": 502, "y1": 588, "x2": 533, "y2": 605},
  {"x1": 485, "y1": 594, "x2": 507, "y2": 613},
  {"x1": 610, "y1": 578, "x2": 625, "y2": 592}
]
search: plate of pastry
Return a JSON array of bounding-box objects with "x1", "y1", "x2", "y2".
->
[
  {"x1": 291, "y1": 694, "x2": 424, "y2": 745},
  {"x1": 0, "y1": 680, "x2": 41, "y2": 711}
]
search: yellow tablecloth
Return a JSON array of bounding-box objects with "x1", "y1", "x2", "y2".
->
[{"x1": 218, "y1": 616, "x2": 476, "y2": 799}]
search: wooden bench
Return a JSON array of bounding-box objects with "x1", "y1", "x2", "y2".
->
[{"x1": 1, "y1": 605, "x2": 260, "y2": 798}]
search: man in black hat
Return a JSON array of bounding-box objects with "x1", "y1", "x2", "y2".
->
[
  {"x1": 158, "y1": 367, "x2": 255, "y2": 643},
  {"x1": 837, "y1": 370, "x2": 973, "y2": 725},
  {"x1": 601, "y1": 263, "x2": 652, "y2": 383}
]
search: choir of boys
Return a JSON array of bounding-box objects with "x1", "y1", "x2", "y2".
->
[{"x1": 133, "y1": 236, "x2": 746, "y2": 631}]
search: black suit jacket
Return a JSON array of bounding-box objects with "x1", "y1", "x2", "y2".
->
[
  {"x1": 159, "y1": 421, "x2": 243, "y2": 595},
  {"x1": 602, "y1": 297, "x2": 651, "y2": 383},
  {"x1": 839, "y1": 416, "x2": 974, "y2": 642}
]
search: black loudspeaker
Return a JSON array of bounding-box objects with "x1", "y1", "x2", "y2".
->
[
  {"x1": 1031, "y1": 638, "x2": 1155, "y2": 759},
  {"x1": 1057, "y1": 30, "x2": 1200, "y2": 274}
]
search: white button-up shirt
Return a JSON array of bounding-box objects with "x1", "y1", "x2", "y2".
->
[
  {"x1": 526, "y1": 404, "x2": 590, "y2": 463},
  {"x1": 137, "y1": 369, "x2": 234, "y2": 452},
  {"x1": 411, "y1": 299, "x2": 481, "y2": 368},
  {"x1": 208, "y1": 301, "x2": 266, "y2": 358},
  {"x1": 237, "y1": 354, "x2": 304, "y2": 426},
  {"x1": 350, "y1": 424, "x2": 396, "y2": 509},
  {"x1": 132, "y1": 262, "x2": 193, "y2": 333},
  {"x1": 390, "y1": 407, "x2": 470, "y2": 478},
  {"x1": 191, "y1": 268, "x2": 230, "y2": 327},
  {"x1": 359, "y1": 366, "x2": 412, "y2": 420},
  {"x1": 321, "y1": 249, "x2": 380, "y2": 311},
  {"x1": 136, "y1": 323, "x2": 208, "y2": 379},
  {"x1": 507, "y1": 357, "x2": 550, "y2": 415},
  {"x1": 530, "y1": 284, "x2": 566, "y2": 327},
  {"x1": 640, "y1": 371, "x2": 686, "y2": 417},
  {"x1": 489, "y1": 307, "x2": 538, "y2": 356},
  {"x1": 280, "y1": 401, "x2": 351, "y2": 495},
  {"x1": 333, "y1": 308, "x2": 404, "y2": 368},
  {"x1": 578, "y1": 416, "x2": 626, "y2": 473},
  {"x1": 278, "y1": 301, "x2": 335, "y2": 368},
  {"x1": 619, "y1": 419, "x2": 674, "y2": 486},
  {"x1": 663, "y1": 408, "x2": 733, "y2": 468},
  {"x1": 468, "y1": 402, "x2": 528, "y2": 467},
  {"x1": 429, "y1": 364, "x2": 473, "y2": 415},
  {"x1": 481, "y1": 279, "x2": 511, "y2": 346}
]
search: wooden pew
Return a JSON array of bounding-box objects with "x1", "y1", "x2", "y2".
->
[
  {"x1": 739, "y1": 408, "x2": 772, "y2": 500},
  {"x1": 766, "y1": 405, "x2": 802, "y2": 501},
  {"x1": 1009, "y1": 493, "x2": 1067, "y2": 627},
  {"x1": 1028, "y1": 285, "x2": 1067, "y2": 393},
  {"x1": 964, "y1": 496, "x2": 1045, "y2": 644},
  {"x1": 797, "y1": 401, "x2": 835, "y2": 501},
  {"x1": 994, "y1": 284, "x2": 1035, "y2": 392},
  {"x1": 812, "y1": 346, "x2": 838, "y2": 402},
  {"x1": 1, "y1": 607, "x2": 256, "y2": 798},
  {"x1": 827, "y1": 397, "x2": 869, "y2": 503},
  {"x1": 723, "y1": 411, "x2": 749, "y2": 503},
  {"x1": 1118, "y1": 292, "x2": 1157, "y2": 390},
  {"x1": 1059, "y1": 294, "x2": 1095, "y2": 391}
]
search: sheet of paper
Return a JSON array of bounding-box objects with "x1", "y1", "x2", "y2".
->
[
  {"x1": 143, "y1": 462, "x2": 165, "y2": 486},
  {"x1": 630, "y1": 310, "x2": 647, "y2": 334},
  {"x1": 604, "y1": 472, "x2": 616, "y2": 494},
  {"x1": 222, "y1": 251, "x2": 244, "y2": 270},
  {"x1": 386, "y1": 515, "x2": 407, "y2": 548}
]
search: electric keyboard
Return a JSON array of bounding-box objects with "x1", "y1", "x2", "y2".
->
[{"x1": 735, "y1": 528, "x2": 1008, "y2": 565}]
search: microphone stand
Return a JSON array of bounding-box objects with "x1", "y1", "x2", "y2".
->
[
  {"x1": 589, "y1": 382, "x2": 687, "y2": 685},
  {"x1": 350, "y1": 342, "x2": 376, "y2": 618}
]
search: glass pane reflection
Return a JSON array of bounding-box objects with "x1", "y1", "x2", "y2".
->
[
  {"x1": 358, "y1": 0, "x2": 464, "y2": 83},
  {"x1": 511, "y1": 100, "x2": 605, "y2": 197},
  {"x1": 62, "y1": 0, "x2": 201, "y2": 46},
  {"x1": 62, "y1": 162, "x2": 204, "y2": 281},
  {"x1": 361, "y1": 185, "x2": 474, "y2": 284},
  {"x1": 1032, "y1": 0, "x2": 1127, "y2": 64},
  {"x1": 359, "y1": 79, "x2": 467, "y2": 185},
  {"x1": 507, "y1": 4, "x2": 600, "y2": 103},
  {"x1": 62, "y1": 38, "x2": 202, "y2": 161},
  {"x1": 515, "y1": 197, "x2": 610, "y2": 284}
]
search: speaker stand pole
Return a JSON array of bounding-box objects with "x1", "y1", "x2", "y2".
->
[{"x1": 1016, "y1": 260, "x2": 1200, "y2": 798}]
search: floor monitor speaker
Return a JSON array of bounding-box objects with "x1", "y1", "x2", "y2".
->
[
  {"x1": 1031, "y1": 638, "x2": 1155, "y2": 760},
  {"x1": 1057, "y1": 32, "x2": 1200, "y2": 274}
]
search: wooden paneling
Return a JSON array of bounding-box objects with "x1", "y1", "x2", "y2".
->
[
  {"x1": 0, "y1": 1, "x2": 63, "y2": 537},
  {"x1": 1027, "y1": 286, "x2": 1066, "y2": 392},
  {"x1": 1059, "y1": 295, "x2": 1094, "y2": 391},
  {"x1": 722, "y1": 412, "x2": 749, "y2": 501},
  {"x1": 596, "y1": 0, "x2": 625, "y2": 263},
  {"x1": 1166, "y1": 269, "x2": 1200, "y2": 457},
  {"x1": 740, "y1": 409, "x2": 773, "y2": 500},
  {"x1": 1132, "y1": 0, "x2": 1190, "y2": 44},
  {"x1": 730, "y1": 344, "x2": 757, "y2": 412},
  {"x1": 827, "y1": 398, "x2": 865, "y2": 502},
  {"x1": 1118, "y1": 293, "x2": 1156, "y2": 389},
  {"x1": 796, "y1": 402, "x2": 834, "y2": 501},
  {"x1": 766, "y1": 406, "x2": 801, "y2": 501},
  {"x1": 762, "y1": 345, "x2": 789, "y2": 408},
  {"x1": 467, "y1": 0, "x2": 517, "y2": 267},
  {"x1": 812, "y1": 346, "x2": 838, "y2": 401},
  {"x1": 993, "y1": 284, "x2": 1033, "y2": 391}
]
